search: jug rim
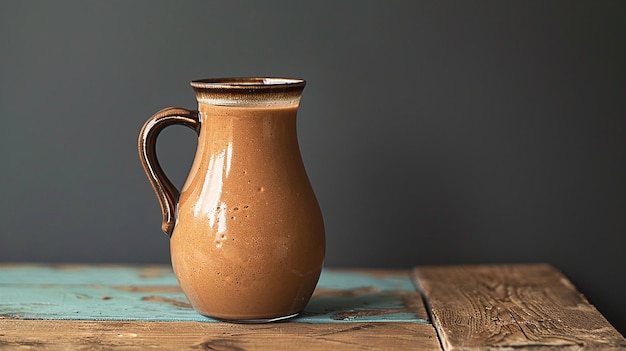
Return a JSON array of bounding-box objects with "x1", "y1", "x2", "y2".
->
[
  {"x1": 191, "y1": 77, "x2": 305, "y2": 89},
  {"x1": 190, "y1": 77, "x2": 306, "y2": 106}
]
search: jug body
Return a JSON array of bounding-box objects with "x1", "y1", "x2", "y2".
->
[{"x1": 138, "y1": 78, "x2": 325, "y2": 322}]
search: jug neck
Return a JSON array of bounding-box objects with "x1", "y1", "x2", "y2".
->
[{"x1": 190, "y1": 78, "x2": 305, "y2": 107}]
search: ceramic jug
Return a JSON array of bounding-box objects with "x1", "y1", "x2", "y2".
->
[{"x1": 138, "y1": 78, "x2": 325, "y2": 322}]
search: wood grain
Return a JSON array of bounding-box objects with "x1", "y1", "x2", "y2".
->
[
  {"x1": 411, "y1": 264, "x2": 626, "y2": 351},
  {"x1": 0, "y1": 319, "x2": 442, "y2": 351},
  {"x1": 0, "y1": 265, "x2": 428, "y2": 323}
]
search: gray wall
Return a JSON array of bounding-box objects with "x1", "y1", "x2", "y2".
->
[{"x1": 1, "y1": 1, "x2": 624, "y2": 332}]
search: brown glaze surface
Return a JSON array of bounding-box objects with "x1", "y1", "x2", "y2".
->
[{"x1": 168, "y1": 89, "x2": 324, "y2": 321}]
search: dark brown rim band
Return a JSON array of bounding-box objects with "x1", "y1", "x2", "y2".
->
[{"x1": 190, "y1": 77, "x2": 306, "y2": 106}]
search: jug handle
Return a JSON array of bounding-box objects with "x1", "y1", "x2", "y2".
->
[{"x1": 138, "y1": 107, "x2": 200, "y2": 236}]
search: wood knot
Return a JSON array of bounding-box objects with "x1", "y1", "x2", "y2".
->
[{"x1": 193, "y1": 339, "x2": 246, "y2": 351}]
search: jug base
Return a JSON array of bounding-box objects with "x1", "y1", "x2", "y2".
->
[{"x1": 212, "y1": 312, "x2": 299, "y2": 324}]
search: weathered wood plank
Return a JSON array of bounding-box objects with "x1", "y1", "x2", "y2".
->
[
  {"x1": 0, "y1": 319, "x2": 442, "y2": 351},
  {"x1": 411, "y1": 264, "x2": 626, "y2": 351},
  {"x1": 0, "y1": 265, "x2": 429, "y2": 323}
]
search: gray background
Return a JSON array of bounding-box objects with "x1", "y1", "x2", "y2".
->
[{"x1": 1, "y1": 1, "x2": 624, "y2": 333}]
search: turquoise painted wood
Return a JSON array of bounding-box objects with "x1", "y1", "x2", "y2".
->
[{"x1": 0, "y1": 265, "x2": 427, "y2": 324}]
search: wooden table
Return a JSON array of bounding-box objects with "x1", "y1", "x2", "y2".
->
[{"x1": 0, "y1": 263, "x2": 624, "y2": 350}]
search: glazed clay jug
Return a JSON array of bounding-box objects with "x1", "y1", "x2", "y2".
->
[{"x1": 138, "y1": 78, "x2": 325, "y2": 322}]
